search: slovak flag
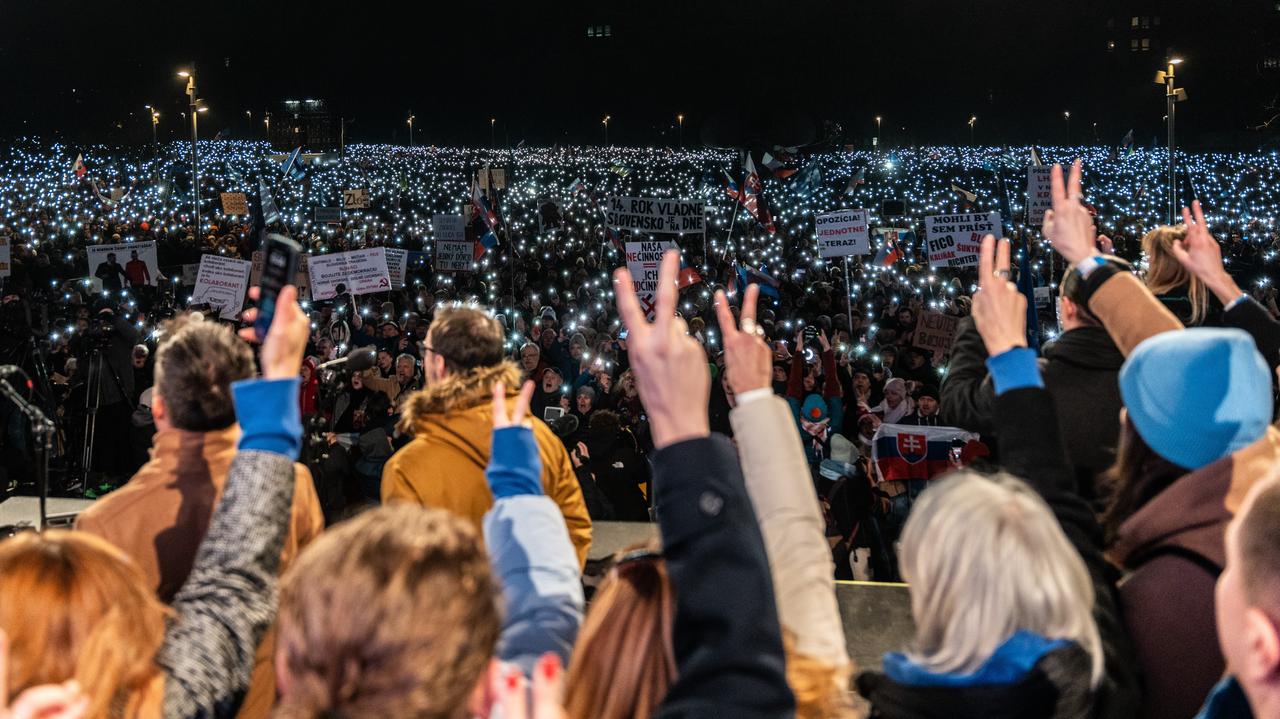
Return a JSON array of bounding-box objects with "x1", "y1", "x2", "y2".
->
[
  {"x1": 677, "y1": 258, "x2": 703, "y2": 289},
  {"x1": 871, "y1": 423, "x2": 987, "y2": 483},
  {"x1": 72, "y1": 154, "x2": 87, "y2": 178},
  {"x1": 842, "y1": 167, "x2": 865, "y2": 196},
  {"x1": 735, "y1": 263, "x2": 780, "y2": 300},
  {"x1": 872, "y1": 231, "x2": 905, "y2": 268},
  {"x1": 722, "y1": 169, "x2": 741, "y2": 201},
  {"x1": 740, "y1": 155, "x2": 776, "y2": 234},
  {"x1": 280, "y1": 147, "x2": 306, "y2": 181},
  {"x1": 471, "y1": 183, "x2": 499, "y2": 249}
]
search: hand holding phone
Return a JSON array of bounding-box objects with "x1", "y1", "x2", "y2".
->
[{"x1": 254, "y1": 234, "x2": 302, "y2": 341}]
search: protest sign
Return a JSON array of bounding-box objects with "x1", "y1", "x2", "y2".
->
[
  {"x1": 315, "y1": 207, "x2": 342, "y2": 224},
  {"x1": 384, "y1": 248, "x2": 407, "y2": 289},
  {"x1": 342, "y1": 188, "x2": 370, "y2": 209},
  {"x1": 191, "y1": 255, "x2": 252, "y2": 320},
  {"x1": 219, "y1": 192, "x2": 249, "y2": 215},
  {"x1": 924, "y1": 212, "x2": 1000, "y2": 269},
  {"x1": 0, "y1": 236, "x2": 9, "y2": 279},
  {"x1": 307, "y1": 248, "x2": 391, "y2": 299},
  {"x1": 87, "y1": 241, "x2": 160, "y2": 293},
  {"x1": 250, "y1": 251, "x2": 311, "y2": 300},
  {"x1": 180, "y1": 263, "x2": 200, "y2": 287},
  {"x1": 475, "y1": 169, "x2": 506, "y2": 190},
  {"x1": 1034, "y1": 286, "x2": 1054, "y2": 309},
  {"x1": 433, "y1": 213, "x2": 466, "y2": 243},
  {"x1": 913, "y1": 310, "x2": 960, "y2": 362},
  {"x1": 624, "y1": 240, "x2": 677, "y2": 320},
  {"x1": 815, "y1": 209, "x2": 870, "y2": 258},
  {"x1": 1026, "y1": 168, "x2": 1052, "y2": 225},
  {"x1": 436, "y1": 240, "x2": 473, "y2": 272},
  {"x1": 606, "y1": 197, "x2": 704, "y2": 234}
]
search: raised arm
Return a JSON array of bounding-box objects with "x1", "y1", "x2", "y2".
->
[
  {"x1": 717, "y1": 286, "x2": 850, "y2": 672},
  {"x1": 1044, "y1": 160, "x2": 1182, "y2": 356},
  {"x1": 160, "y1": 286, "x2": 309, "y2": 718},
  {"x1": 615, "y1": 253, "x2": 793, "y2": 719},
  {"x1": 483, "y1": 381, "x2": 584, "y2": 675},
  {"x1": 970, "y1": 237, "x2": 1142, "y2": 716}
]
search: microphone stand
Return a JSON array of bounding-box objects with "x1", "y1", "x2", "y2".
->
[{"x1": 0, "y1": 377, "x2": 56, "y2": 530}]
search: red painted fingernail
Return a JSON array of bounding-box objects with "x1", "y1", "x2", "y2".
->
[
  {"x1": 540, "y1": 653, "x2": 561, "y2": 680},
  {"x1": 506, "y1": 668, "x2": 521, "y2": 690}
]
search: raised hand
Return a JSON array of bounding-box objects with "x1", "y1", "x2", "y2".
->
[
  {"x1": 488, "y1": 654, "x2": 567, "y2": 719},
  {"x1": 713, "y1": 284, "x2": 772, "y2": 395},
  {"x1": 971, "y1": 235, "x2": 1028, "y2": 357},
  {"x1": 613, "y1": 250, "x2": 710, "y2": 449},
  {"x1": 1172, "y1": 200, "x2": 1241, "y2": 303},
  {"x1": 492, "y1": 380, "x2": 536, "y2": 430},
  {"x1": 0, "y1": 630, "x2": 88, "y2": 719},
  {"x1": 238, "y1": 286, "x2": 310, "y2": 380},
  {"x1": 1044, "y1": 160, "x2": 1100, "y2": 265}
]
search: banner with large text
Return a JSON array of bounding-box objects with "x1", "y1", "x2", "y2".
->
[
  {"x1": 607, "y1": 197, "x2": 704, "y2": 235},
  {"x1": 307, "y1": 248, "x2": 392, "y2": 299},
  {"x1": 191, "y1": 255, "x2": 252, "y2": 320},
  {"x1": 1025, "y1": 168, "x2": 1051, "y2": 225},
  {"x1": 815, "y1": 209, "x2": 870, "y2": 258},
  {"x1": 924, "y1": 212, "x2": 1001, "y2": 269},
  {"x1": 624, "y1": 240, "x2": 678, "y2": 320}
]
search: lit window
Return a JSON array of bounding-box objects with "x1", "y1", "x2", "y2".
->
[
  {"x1": 586, "y1": 26, "x2": 594, "y2": 37},
  {"x1": 1131, "y1": 38, "x2": 1139, "y2": 50},
  {"x1": 1131, "y1": 16, "x2": 1140, "y2": 27},
  {"x1": 1141, "y1": 38, "x2": 1151, "y2": 50},
  {"x1": 603, "y1": 24, "x2": 611, "y2": 37}
]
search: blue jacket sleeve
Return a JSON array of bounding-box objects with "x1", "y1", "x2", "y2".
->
[
  {"x1": 487, "y1": 426, "x2": 542, "y2": 499},
  {"x1": 652, "y1": 435, "x2": 795, "y2": 719},
  {"x1": 483, "y1": 495, "x2": 584, "y2": 675},
  {"x1": 232, "y1": 377, "x2": 302, "y2": 457}
]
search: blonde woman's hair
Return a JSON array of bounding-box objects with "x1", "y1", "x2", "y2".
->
[
  {"x1": 899, "y1": 471, "x2": 1103, "y2": 687},
  {"x1": 1142, "y1": 224, "x2": 1210, "y2": 324},
  {"x1": 273, "y1": 505, "x2": 500, "y2": 719},
  {"x1": 0, "y1": 530, "x2": 169, "y2": 719},
  {"x1": 565, "y1": 542, "x2": 675, "y2": 719}
]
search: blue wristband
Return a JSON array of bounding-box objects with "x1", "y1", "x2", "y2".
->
[
  {"x1": 986, "y1": 348, "x2": 1044, "y2": 396},
  {"x1": 487, "y1": 426, "x2": 544, "y2": 499},
  {"x1": 1224, "y1": 293, "x2": 1250, "y2": 313},
  {"x1": 232, "y1": 378, "x2": 303, "y2": 457}
]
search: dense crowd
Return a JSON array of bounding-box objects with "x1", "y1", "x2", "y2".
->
[{"x1": 1, "y1": 139, "x2": 1280, "y2": 717}]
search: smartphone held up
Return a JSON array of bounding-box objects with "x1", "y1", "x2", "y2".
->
[{"x1": 255, "y1": 234, "x2": 302, "y2": 341}]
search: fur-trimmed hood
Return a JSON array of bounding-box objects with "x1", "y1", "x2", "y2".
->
[{"x1": 398, "y1": 361, "x2": 523, "y2": 435}]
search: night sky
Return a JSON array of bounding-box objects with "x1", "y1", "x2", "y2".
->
[{"x1": 3, "y1": 0, "x2": 1277, "y2": 148}]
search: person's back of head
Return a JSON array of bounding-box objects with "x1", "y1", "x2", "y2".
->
[
  {"x1": 1218, "y1": 477, "x2": 1280, "y2": 715},
  {"x1": 899, "y1": 471, "x2": 1103, "y2": 687},
  {"x1": 154, "y1": 315, "x2": 255, "y2": 432},
  {"x1": 273, "y1": 504, "x2": 500, "y2": 719},
  {"x1": 1141, "y1": 225, "x2": 1210, "y2": 324},
  {"x1": 0, "y1": 530, "x2": 168, "y2": 718},
  {"x1": 423, "y1": 305, "x2": 505, "y2": 381},
  {"x1": 565, "y1": 545, "x2": 675, "y2": 719}
]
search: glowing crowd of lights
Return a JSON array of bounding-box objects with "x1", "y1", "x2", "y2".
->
[{"x1": 2, "y1": 139, "x2": 1279, "y2": 374}]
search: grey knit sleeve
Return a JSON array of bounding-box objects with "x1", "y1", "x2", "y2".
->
[{"x1": 159, "y1": 449, "x2": 296, "y2": 719}]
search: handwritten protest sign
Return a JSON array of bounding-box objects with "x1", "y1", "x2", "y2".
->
[
  {"x1": 307, "y1": 248, "x2": 391, "y2": 299},
  {"x1": 815, "y1": 209, "x2": 870, "y2": 258},
  {"x1": 607, "y1": 197, "x2": 704, "y2": 234},
  {"x1": 914, "y1": 310, "x2": 960, "y2": 362},
  {"x1": 1026, "y1": 168, "x2": 1052, "y2": 225},
  {"x1": 191, "y1": 255, "x2": 252, "y2": 319},
  {"x1": 924, "y1": 212, "x2": 1001, "y2": 269},
  {"x1": 624, "y1": 240, "x2": 677, "y2": 319}
]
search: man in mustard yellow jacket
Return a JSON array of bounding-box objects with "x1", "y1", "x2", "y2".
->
[{"x1": 382, "y1": 306, "x2": 592, "y2": 566}]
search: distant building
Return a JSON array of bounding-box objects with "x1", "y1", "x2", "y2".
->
[{"x1": 267, "y1": 99, "x2": 337, "y2": 151}]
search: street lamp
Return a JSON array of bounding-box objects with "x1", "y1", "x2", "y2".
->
[
  {"x1": 875, "y1": 115, "x2": 882, "y2": 147},
  {"x1": 490, "y1": 117, "x2": 496, "y2": 149},
  {"x1": 1155, "y1": 57, "x2": 1188, "y2": 223},
  {"x1": 407, "y1": 112, "x2": 415, "y2": 147},
  {"x1": 264, "y1": 112, "x2": 271, "y2": 141},
  {"x1": 602, "y1": 115, "x2": 610, "y2": 146},
  {"x1": 968, "y1": 115, "x2": 977, "y2": 145},
  {"x1": 144, "y1": 105, "x2": 160, "y2": 144},
  {"x1": 178, "y1": 68, "x2": 201, "y2": 231},
  {"x1": 677, "y1": 113, "x2": 685, "y2": 147},
  {"x1": 1064, "y1": 111, "x2": 1071, "y2": 145}
]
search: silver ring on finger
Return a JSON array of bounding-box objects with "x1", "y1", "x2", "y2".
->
[{"x1": 995, "y1": 269, "x2": 1012, "y2": 280}]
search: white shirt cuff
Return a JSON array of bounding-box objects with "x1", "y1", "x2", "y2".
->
[{"x1": 735, "y1": 387, "x2": 774, "y2": 406}]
